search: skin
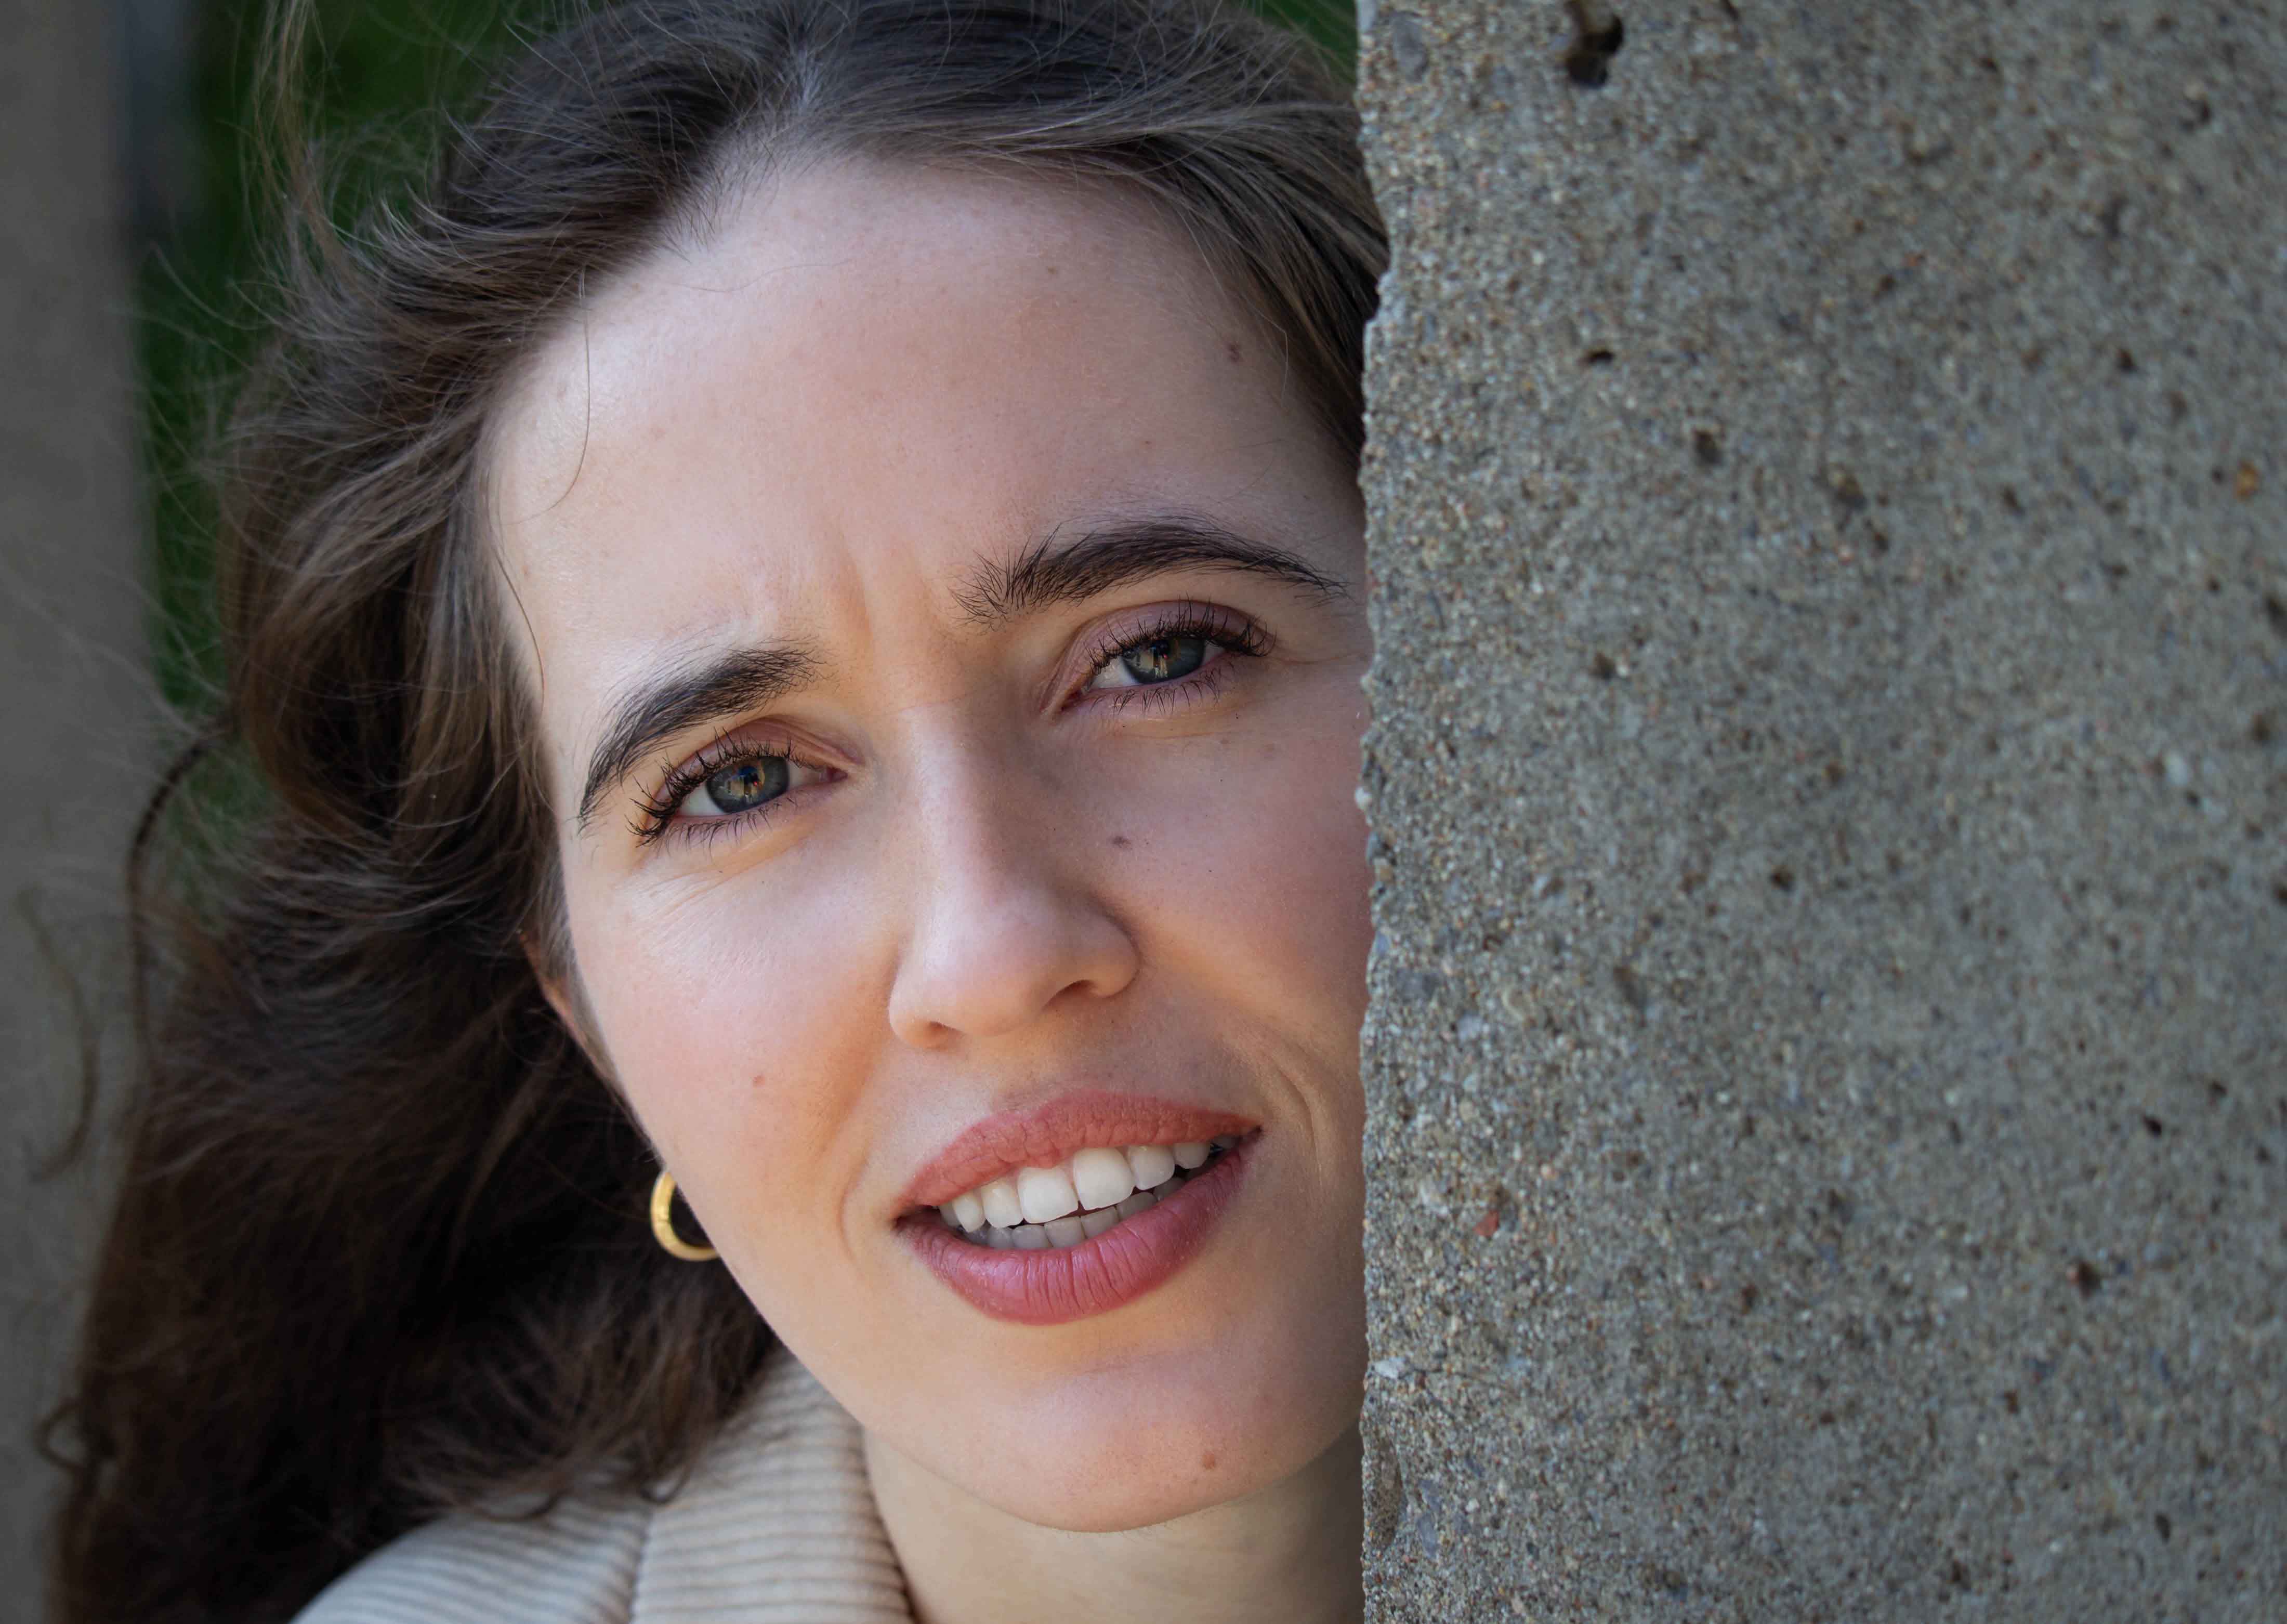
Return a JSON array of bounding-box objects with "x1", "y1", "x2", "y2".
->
[{"x1": 491, "y1": 157, "x2": 1374, "y2": 1624}]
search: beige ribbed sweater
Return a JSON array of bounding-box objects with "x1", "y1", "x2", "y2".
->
[{"x1": 296, "y1": 1346, "x2": 913, "y2": 1622}]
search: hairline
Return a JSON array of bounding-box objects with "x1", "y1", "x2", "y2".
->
[{"x1": 471, "y1": 140, "x2": 1351, "y2": 825}]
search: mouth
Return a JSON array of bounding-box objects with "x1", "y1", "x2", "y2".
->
[
  {"x1": 929, "y1": 1134, "x2": 1242, "y2": 1251},
  {"x1": 896, "y1": 1092, "x2": 1261, "y2": 1325}
]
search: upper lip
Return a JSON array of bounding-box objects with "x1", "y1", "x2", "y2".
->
[{"x1": 898, "y1": 1088, "x2": 1257, "y2": 1211}]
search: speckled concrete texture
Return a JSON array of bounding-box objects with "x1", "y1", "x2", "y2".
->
[{"x1": 1352, "y1": 3, "x2": 2284, "y2": 1617}]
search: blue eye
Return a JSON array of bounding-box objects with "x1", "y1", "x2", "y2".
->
[
  {"x1": 684, "y1": 754, "x2": 790, "y2": 817},
  {"x1": 1089, "y1": 626, "x2": 1228, "y2": 691},
  {"x1": 1118, "y1": 632, "x2": 1209, "y2": 684}
]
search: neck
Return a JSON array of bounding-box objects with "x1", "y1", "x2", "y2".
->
[{"x1": 863, "y1": 1425, "x2": 1363, "y2": 1624}]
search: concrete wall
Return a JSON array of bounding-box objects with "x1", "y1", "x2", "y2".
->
[
  {"x1": 1353, "y1": 2, "x2": 2283, "y2": 1617},
  {"x1": 1, "y1": 0, "x2": 150, "y2": 1606}
]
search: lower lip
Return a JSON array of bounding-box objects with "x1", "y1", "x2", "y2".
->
[{"x1": 898, "y1": 1138, "x2": 1253, "y2": 1326}]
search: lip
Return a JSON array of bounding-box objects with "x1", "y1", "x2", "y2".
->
[
  {"x1": 900, "y1": 1132, "x2": 1254, "y2": 1324},
  {"x1": 896, "y1": 1089, "x2": 1256, "y2": 1210}
]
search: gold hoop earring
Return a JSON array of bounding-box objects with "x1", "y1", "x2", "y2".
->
[{"x1": 649, "y1": 1170, "x2": 719, "y2": 1262}]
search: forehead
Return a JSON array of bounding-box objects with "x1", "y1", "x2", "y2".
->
[{"x1": 485, "y1": 159, "x2": 1341, "y2": 790}]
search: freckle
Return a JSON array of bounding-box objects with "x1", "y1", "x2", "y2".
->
[
  {"x1": 1225, "y1": 341, "x2": 1243, "y2": 365},
  {"x1": 1200, "y1": 1451, "x2": 1217, "y2": 1471},
  {"x1": 1111, "y1": 834, "x2": 1131, "y2": 848}
]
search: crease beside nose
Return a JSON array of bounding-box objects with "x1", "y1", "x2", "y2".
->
[{"x1": 885, "y1": 798, "x2": 1139, "y2": 1048}]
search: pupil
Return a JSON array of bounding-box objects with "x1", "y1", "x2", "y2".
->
[
  {"x1": 1122, "y1": 633, "x2": 1207, "y2": 684},
  {"x1": 705, "y1": 756, "x2": 788, "y2": 812}
]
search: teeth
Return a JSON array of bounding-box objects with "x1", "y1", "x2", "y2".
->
[
  {"x1": 1126, "y1": 1143, "x2": 1177, "y2": 1191},
  {"x1": 1016, "y1": 1164, "x2": 1080, "y2": 1224},
  {"x1": 1071, "y1": 1146, "x2": 1136, "y2": 1209},
  {"x1": 931, "y1": 1134, "x2": 1245, "y2": 1245},
  {"x1": 979, "y1": 1177, "x2": 1023, "y2": 1229},
  {"x1": 1115, "y1": 1189, "x2": 1158, "y2": 1221},
  {"x1": 945, "y1": 1174, "x2": 1189, "y2": 1251}
]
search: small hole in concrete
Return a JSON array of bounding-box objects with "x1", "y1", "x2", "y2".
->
[
  {"x1": 2141, "y1": 1114, "x2": 2165, "y2": 1137},
  {"x1": 2154, "y1": 1512, "x2": 2172, "y2": 1542},
  {"x1": 1582, "y1": 347, "x2": 1616, "y2": 366},
  {"x1": 2067, "y1": 1258, "x2": 2102, "y2": 1297},
  {"x1": 1692, "y1": 429, "x2": 1723, "y2": 467},
  {"x1": 1589, "y1": 651, "x2": 1617, "y2": 680},
  {"x1": 1561, "y1": 2, "x2": 1625, "y2": 87},
  {"x1": 1769, "y1": 865, "x2": 1795, "y2": 892}
]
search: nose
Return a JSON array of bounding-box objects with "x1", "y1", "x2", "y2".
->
[{"x1": 884, "y1": 746, "x2": 1140, "y2": 1049}]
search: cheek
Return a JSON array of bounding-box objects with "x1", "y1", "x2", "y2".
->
[
  {"x1": 1154, "y1": 701, "x2": 1374, "y2": 1034},
  {"x1": 561, "y1": 879, "x2": 875, "y2": 1282}
]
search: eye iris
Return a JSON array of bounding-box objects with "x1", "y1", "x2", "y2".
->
[
  {"x1": 1121, "y1": 633, "x2": 1207, "y2": 684},
  {"x1": 703, "y1": 756, "x2": 788, "y2": 813}
]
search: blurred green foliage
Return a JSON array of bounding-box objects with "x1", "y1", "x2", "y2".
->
[
  {"x1": 135, "y1": 0, "x2": 1357, "y2": 711},
  {"x1": 139, "y1": 0, "x2": 530, "y2": 709}
]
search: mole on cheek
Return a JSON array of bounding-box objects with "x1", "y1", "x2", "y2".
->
[
  {"x1": 1110, "y1": 834, "x2": 1132, "y2": 849},
  {"x1": 1200, "y1": 1450, "x2": 1217, "y2": 1471},
  {"x1": 1225, "y1": 340, "x2": 1243, "y2": 364}
]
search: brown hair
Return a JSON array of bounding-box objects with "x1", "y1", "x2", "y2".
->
[{"x1": 46, "y1": 2, "x2": 1382, "y2": 1619}]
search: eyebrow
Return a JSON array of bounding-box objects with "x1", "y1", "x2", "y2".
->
[
  {"x1": 955, "y1": 515, "x2": 1348, "y2": 626},
  {"x1": 577, "y1": 514, "x2": 1347, "y2": 831},
  {"x1": 577, "y1": 644, "x2": 821, "y2": 829}
]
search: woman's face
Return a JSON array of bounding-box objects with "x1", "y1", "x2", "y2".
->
[{"x1": 491, "y1": 159, "x2": 1372, "y2": 1531}]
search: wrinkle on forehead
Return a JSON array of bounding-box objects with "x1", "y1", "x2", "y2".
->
[{"x1": 477, "y1": 157, "x2": 1331, "y2": 812}]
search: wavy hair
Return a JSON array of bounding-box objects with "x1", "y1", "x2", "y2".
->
[{"x1": 46, "y1": 2, "x2": 1383, "y2": 1619}]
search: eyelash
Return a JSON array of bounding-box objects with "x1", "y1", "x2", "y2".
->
[
  {"x1": 630, "y1": 603, "x2": 1269, "y2": 847},
  {"x1": 630, "y1": 734, "x2": 810, "y2": 849},
  {"x1": 1070, "y1": 602, "x2": 1269, "y2": 712}
]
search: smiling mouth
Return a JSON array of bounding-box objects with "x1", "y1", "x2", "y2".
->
[
  {"x1": 930, "y1": 1134, "x2": 1243, "y2": 1251},
  {"x1": 896, "y1": 1091, "x2": 1260, "y2": 1323}
]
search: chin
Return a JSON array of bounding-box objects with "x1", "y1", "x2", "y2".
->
[{"x1": 949, "y1": 1302, "x2": 1366, "y2": 1533}]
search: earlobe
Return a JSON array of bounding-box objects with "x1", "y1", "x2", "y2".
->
[
  {"x1": 520, "y1": 931, "x2": 608, "y2": 1075},
  {"x1": 533, "y1": 969, "x2": 580, "y2": 1037}
]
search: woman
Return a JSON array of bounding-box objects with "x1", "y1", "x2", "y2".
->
[{"x1": 50, "y1": 1, "x2": 1385, "y2": 1619}]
